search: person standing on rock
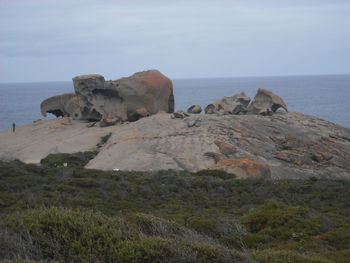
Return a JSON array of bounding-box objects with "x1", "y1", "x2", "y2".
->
[{"x1": 12, "y1": 123, "x2": 16, "y2": 132}]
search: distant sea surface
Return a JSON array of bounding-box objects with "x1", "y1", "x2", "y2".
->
[{"x1": 0, "y1": 74, "x2": 349, "y2": 131}]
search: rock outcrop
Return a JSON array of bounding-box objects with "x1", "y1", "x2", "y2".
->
[
  {"x1": 205, "y1": 92, "x2": 251, "y2": 115},
  {"x1": 1, "y1": 111, "x2": 349, "y2": 179},
  {"x1": 73, "y1": 70, "x2": 174, "y2": 125},
  {"x1": 40, "y1": 93, "x2": 80, "y2": 118},
  {"x1": 204, "y1": 89, "x2": 288, "y2": 116},
  {"x1": 247, "y1": 88, "x2": 288, "y2": 115},
  {"x1": 40, "y1": 70, "x2": 174, "y2": 125},
  {"x1": 3, "y1": 75, "x2": 350, "y2": 180}
]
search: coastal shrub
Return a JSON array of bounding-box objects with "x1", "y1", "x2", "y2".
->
[
  {"x1": 96, "y1": 132, "x2": 112, "y2": 148},
  {"x1": 241, "y1": 200, "x2": 322, "y2": 248},
  {"x1": 186, "y1": 216, "x2": 217, "y2": 235},
  {"x1": 1, "y1": 207, "x2": 249, "y2": 263},
  {"x1": 40, "y1": 151, "x2": 97, "y2": 168},
  {"x1": 2, "y1": 207, "x2": 136, "y2": 263},
  {"x1": 0, "y1": 260, "x2": 58, "y2": 263},
  {"x1": 1, "y1": 159, "x2": 350, "y2": 261},
  {"x1": 251, "y1": 249, "x2": 331, "y2": 263},
  {"x1": 123, "y1": 213, "x2": 194, "y2": 239},
  {"x1": 322, "y1": 249, "x2": 350, "y2": 263},
  {"x1": 193, "y1": 169, "x2": 235, "y2": 180}
]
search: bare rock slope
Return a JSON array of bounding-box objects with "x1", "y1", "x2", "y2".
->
[{"x1": 1, "y1": 111, "x2": 349, "y2": 179}]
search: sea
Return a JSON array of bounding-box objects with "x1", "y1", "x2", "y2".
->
[{"x1": 0, "y1": 74, "x2": 349, "y2": 131}]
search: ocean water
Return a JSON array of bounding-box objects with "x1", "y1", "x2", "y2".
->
[{"x1": 0, "y1": 74, "x2": 349, "y2": 131}]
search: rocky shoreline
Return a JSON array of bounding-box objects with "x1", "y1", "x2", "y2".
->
[{"x1": 1, "y1": 70, "x2": 349, "y2": 179}]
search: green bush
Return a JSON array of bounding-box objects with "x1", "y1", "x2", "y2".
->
[
  {"x1": 2, "y1": 207, "x2": 248, "y2": 263},
  {"x1": 3, "y1": 207, "x2": 136, "y2": 263},
  {"x1": 251, "y1": 249, "x2": 331, "y2": 263},
  {"x1": 1, "y1": 159, "x2": 349, "y2": 261},
  {"x1": 322, "y1": 249, "x2": 350, "y2": 263},
  {"x1": 186, "y1": 216, "x2": 217, "y2": 235},
  {"x1": 193, "y1": 169, "x2": 235, "y2": 180},
  {"x1": 241, "y1": 200, "x2": 321, "y2": 248},
  {"x1": 40, "y1": 151, "x2": 97, "y2": 168}
]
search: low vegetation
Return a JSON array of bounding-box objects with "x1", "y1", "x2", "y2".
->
[{"x1": 0, "y1": 157, "x2": 349, "y2": 262}]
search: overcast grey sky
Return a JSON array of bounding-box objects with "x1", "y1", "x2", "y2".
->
[{"x1": 0, "y1": 0, "x2": 349, "y2": 82}]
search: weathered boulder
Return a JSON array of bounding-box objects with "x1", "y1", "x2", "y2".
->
[
  {"x1": 187, "y1": 104, "x2": 202, "y2": 114},
  {"x1": 247, "y1": 88, "x2": 288, "y2": 115},
  {"x1": 205, "y1": 92, "x2": 251, "y2": 115},
  {"x1": 40, "y1": 93, "x2": 80, "y2": 118},
  {"x1": 210, "y1": 158, "x2": 272, "y2": 179},
  {"x1": 73, "y1": 70, "x2": 174, "y2": 124}
]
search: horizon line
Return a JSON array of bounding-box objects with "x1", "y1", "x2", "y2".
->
[{"x1": 1, "y1": 72, "x2": 349, "y2": 84}]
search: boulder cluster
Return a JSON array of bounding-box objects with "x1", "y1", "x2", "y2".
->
[
  {"x1": 179, "y1": 89, "x2": 288, "y2": 118},
  {"x1": 40, "y1": 70, "x2": 174, "y2": 126},
  {"x1": 41, "y1": 70, "x2": 288, "y2": 126}
]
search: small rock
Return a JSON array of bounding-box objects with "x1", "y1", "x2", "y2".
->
[
  {"x1": 172, "y1": 110, "x2": 189, "y2": 119},
  {"x1": 187, "y1": 104, "x2": 202, "y2": 114}
]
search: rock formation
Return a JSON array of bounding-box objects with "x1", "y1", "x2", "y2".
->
[
  {"x1": 73, "y1": 70, "x2": 174, "y2": 125},
  {"x1": 2, "y1": 74, "x2": 349, "y2": 180},
  {"x1": 40, "y1": 93, "x2": 80, "y2": 118},
  {"x1": 247, "y1": 88, "x2": 288, "y2": 115},
  {"x1": 205, "y1": 92, "x2": 251, "y2": 115},
  {"x1": 204, "y1": 89, "x2": 288, "y2": 116},
  {"x1": 40, "y1": 70, "x2": 174, "y2": 125}
]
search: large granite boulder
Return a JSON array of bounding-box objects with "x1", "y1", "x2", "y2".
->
[
  {"x1": 205, "y1": 92, "x2": 251, "y2": 115},
  {"x1": 247, "y1": 88, "x2": 288, "y2": 115},
  {"x1": 73, "y1": 70, "x2": 174, "y2": 124},
  {"x1": 40, "y1": 93, "x2": 80, "y2": 118}
]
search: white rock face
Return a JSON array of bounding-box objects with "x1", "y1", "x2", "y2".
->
[{"x1": 0, "y1": 118, "x2": 114, "y2": 163}]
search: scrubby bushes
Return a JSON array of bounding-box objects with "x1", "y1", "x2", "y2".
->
[
  {"x1": 0, "y1": 159, "x2": 349, "y2": 262},
  {"x1": 1, "y1": 207, "x2": 247, "y2": 263},
  {"x1": 40, "y1": 151, "x2": 97, "y2": 168}
]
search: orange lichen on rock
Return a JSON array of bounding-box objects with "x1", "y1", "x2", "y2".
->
[{"x1": 210, "y1": 158, "x2": 271, "y2": 179}]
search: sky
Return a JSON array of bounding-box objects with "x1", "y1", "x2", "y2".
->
[{"x1": 0, "y1": 0, "x2": 349, "y2": 82}]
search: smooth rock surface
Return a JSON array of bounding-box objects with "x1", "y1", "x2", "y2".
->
[
  {"x1": 0, "y1": 118, "x2": 114, "y2": 163},
  {"x1": 0, "y1": 112, "x2": 349, "y2": 179}
]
